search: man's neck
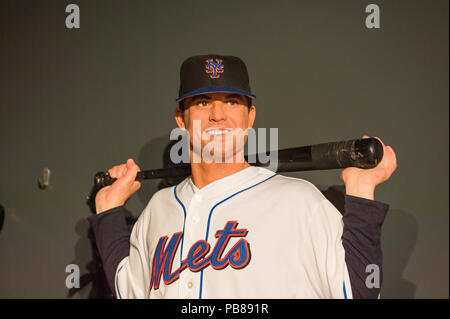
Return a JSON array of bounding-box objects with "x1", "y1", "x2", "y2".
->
[{"x1": 190, "y1": 160, "x2": 251, "y2": 190}]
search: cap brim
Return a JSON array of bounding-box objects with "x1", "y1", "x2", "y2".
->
[{"x1": 176, "y1": 86, "x2": 256, "y2": 102}]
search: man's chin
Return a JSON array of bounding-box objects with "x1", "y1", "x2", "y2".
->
[{"x1": 200, "y1": 149, "x2": 246, "y2": 164}]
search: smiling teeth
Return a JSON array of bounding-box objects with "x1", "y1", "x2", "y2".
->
[{"x1": 206, "y1": 129, "x2": 232, "y2": 135}]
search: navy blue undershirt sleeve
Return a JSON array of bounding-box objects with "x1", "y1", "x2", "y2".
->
[
  {"x1": 342, "y1": 194, "x2": 389, "y2": 299},
  {"x1": 88, "y1": 206, "x2": 131, "y2": 295}
]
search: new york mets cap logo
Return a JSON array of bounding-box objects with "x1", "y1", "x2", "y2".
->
[
  {"x1": 176, "y1": 55, "x2": 256, "y2": 102},
  {"x1": 205, "y1": 58, "x2": 224, "y2": 79}
]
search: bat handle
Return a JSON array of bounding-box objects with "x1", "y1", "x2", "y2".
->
[
  {"x1": 86, "y1": 171, "x2": 144, "y2": 213},
  {"x1": 93, "y1": 171, "x2": 144, "y2": 189},
  {"x1": 93, "y1": 171, "x2": 115, "y2": 189}
]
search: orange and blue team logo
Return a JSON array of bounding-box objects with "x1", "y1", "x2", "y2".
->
[
  {"x1": 149, "y1": 221, "x2": 250, "y2": 290},
  {"x1": 205, "y1": 58, "x2": 224, "y2": 79}
]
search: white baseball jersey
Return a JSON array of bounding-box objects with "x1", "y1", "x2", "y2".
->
[{"x1": 113, "y1": 166, "x2": 353, "y2": 299}]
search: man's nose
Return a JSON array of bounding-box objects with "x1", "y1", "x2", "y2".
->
[{"x1": 209, "y1": 101, "x2": 227, "y2": 122}]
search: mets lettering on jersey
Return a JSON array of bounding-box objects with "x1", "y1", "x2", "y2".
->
[
  {"x1": 150, "y1": 221, "x2": 250, "y2": 290},
  {"x1": 114, "y1": 166, "x2": 353, "y2": 299}
]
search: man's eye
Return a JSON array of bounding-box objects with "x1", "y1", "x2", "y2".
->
[
  {"x1": 227, "y1": 100, "x2": 239, "y2": 106},
  {"x1": 197, "y1": 101, "x2": 209, "y2": 107}
]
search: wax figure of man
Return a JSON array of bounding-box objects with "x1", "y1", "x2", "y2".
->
[{"x1": 89, "y1": 55, "x2": 397, "y2": 299}]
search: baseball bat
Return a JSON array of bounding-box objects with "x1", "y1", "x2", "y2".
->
[
  {"x1": 86, "y1": 137, "x2": 382, "y2": 212},
  {"x1": 90, "y1": 137, "x2": 382, "y2": 191}
]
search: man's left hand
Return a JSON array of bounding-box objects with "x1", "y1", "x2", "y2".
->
[{"x1": 340, "y1": 136, "x2": 397, "y2": 200}]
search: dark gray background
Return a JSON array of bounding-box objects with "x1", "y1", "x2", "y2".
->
[{"x1": 0, "y1": 0, "x2": 448, "y2": 298}]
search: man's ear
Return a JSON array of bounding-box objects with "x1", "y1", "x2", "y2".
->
[
  {"x1": 175, "y1": 107, "x2": 186, "y2": 129},
  {"x1": 248, "y1": 105, "x2": 256, "y2": 128}
]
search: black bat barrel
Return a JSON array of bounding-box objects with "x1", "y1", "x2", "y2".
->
[{"x1": 260, "y1": 137, "x2": 384, "y2": 172}]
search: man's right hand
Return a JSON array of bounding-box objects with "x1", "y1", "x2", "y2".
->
[{"x1": 95, "y1": 158, "x2": 141, "y2": 214}]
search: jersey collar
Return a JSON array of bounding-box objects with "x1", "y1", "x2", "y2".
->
[{"x1": 177, "y1": 165, "x2": 266, "y2": 203}]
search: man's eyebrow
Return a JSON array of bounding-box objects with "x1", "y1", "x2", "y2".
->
[
  {"x1": 225, "y1": 94, "x2": 245, "y2": 100},
  {"x1": 191, "y1": 94, "x2": 212, "y2": 101}
]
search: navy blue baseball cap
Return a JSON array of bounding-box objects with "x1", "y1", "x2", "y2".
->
[{"x1": 176, "y1": 54, "x2": 256, "y2": 102}]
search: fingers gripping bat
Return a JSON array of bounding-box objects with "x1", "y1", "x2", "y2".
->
[{"x1": 86, "y1": 137, "x2": 383, "y2": 212}]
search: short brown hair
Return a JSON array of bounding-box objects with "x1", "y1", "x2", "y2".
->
[{"x1": 178, "y1": 96, "x2": 252, "y2": 111}]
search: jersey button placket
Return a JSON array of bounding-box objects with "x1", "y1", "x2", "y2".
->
[
  {"x1": 194, "y1": 193, "x2": 203, "y2": 202},
  {"x1": 179, "y1": 192, "x2": 206, "y2": 299}
]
